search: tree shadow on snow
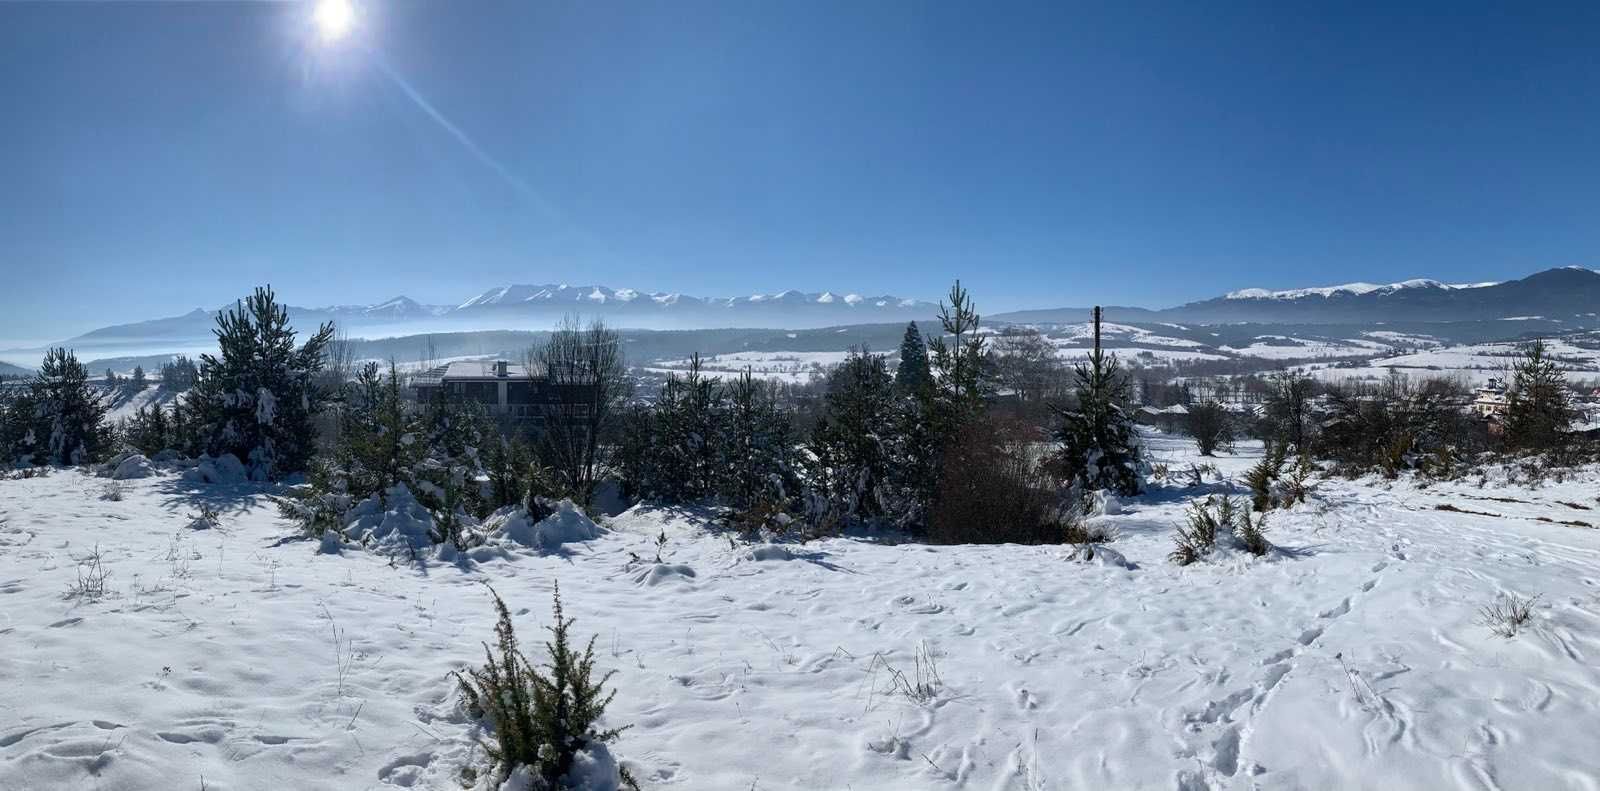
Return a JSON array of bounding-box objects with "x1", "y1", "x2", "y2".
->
[
  {"x1": 1270, "y1": 542, "x2": 1321, "y2": 560},
  {"x1": 1139, "y1": 479, "x2": 1244, "y2": 505},
  {"x1": 783, "y1": 548, "x2": 854, "y2": 573},
  {"x1": 153, "y1": 476, "x2": 279, "y2": 520}
]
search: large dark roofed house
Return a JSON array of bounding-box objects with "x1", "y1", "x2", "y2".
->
[{"x1": 410, "y1": 360, "x2": 593, "y2": 426}]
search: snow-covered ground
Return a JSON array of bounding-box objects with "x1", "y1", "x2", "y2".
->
[
  {"x1": 100, "y1": 385, "x2": 175, "y2": 424},
  {"x1": 1219, "y1": 336, "x2": 1390, "y2": 360},
  {"x1": 1301, "y1": 338, "x2": 1600, "y2": 386},
  {"x1": 646, "y1": 350, "x2": 883, "y2": 384},
  {"x1": 1058, "y1": 347, "x2": 1231, "y2": 364},
  {"x1": 3, "y1": 434, "x2": 1600, "y2": 790}
]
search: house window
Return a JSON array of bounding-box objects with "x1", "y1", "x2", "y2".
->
[
  {"x1": 507, "y1": 381, "x2": 532, "y2": 405},
  {"x1": 458, "y1": 381, "x2": 499, "y2": 405}
]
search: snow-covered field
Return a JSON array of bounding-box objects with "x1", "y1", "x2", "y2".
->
[
  {"x1": 1219, "y1": 336, "x2": 1389, "y2": 360},
  {"x1": 3, "y1": 434, "x2": 1600, "y2": 790},
  {"x1": 1301, "y1": 338, "x2": 1600, "y2": 386},
  {"x1": 646, "y1": 351, "x2": 884, "y2": 384}
]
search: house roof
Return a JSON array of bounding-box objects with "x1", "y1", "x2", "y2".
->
[{"x1": 410, "y1": 360, "x2": 539, "y2": 386}]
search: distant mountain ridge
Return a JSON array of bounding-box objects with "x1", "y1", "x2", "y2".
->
[
  {"x1": 59, "y1": 284, "x2": 941, "y2": 347},
  {"x1": 991, "y1": 267, "x2": 1600, "y2": 326},
  {"x1": 36, "y1": 266, "x2": 1600, "y2": 354}
]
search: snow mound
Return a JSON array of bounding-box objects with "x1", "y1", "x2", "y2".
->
[
  {"x1": 631, "y1": 563, "x2": 696, "y2": 587},
  {"x1": 744, "y1": 544, "x2": 796, "y2": 562},
  {"x1": 1086, "y1": 490, "x2": 1125, "y2": 516},
  {"x1": 182, "y1": 453, "x2": 247, "y2": 485},
  {"x1": 109, "y1": 454, "x2": 153, "y2": 480},
  {"x1": 343, "y1": 485, "x2": 436, "y2": 551},
  {"x1": 560, "y1": 742, "x2": 629, "y2": 790},
  {"x1": 1068, "y1": 544, "x2": 1134, "y2": 569},
  {"x1": 484, "y1": 500, "x2": 604, "y2": 551}
]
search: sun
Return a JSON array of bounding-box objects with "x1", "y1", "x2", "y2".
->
[{"x1": 313, "y1": 0, "x2": 356, "y2": 43}]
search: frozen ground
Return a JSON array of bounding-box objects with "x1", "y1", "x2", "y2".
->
[{"x1": 2, "y1": 434, "x2": 1600, "y2": 790}]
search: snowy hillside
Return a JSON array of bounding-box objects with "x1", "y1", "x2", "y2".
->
[
  {"x1": 3, "y1": 433, "x2": 1598, "y2": 790},
  {"x1": 1302, "y1": 336, "x2": 1600, "y2": 386}
]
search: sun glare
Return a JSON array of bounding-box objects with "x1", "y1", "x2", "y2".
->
[{"x1": 313, "y1": 0, "x2": 355, "y2": 43}]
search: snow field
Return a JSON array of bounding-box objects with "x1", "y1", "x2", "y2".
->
[{"x1": 1, "y1": 433, "x2": 1599, "y2": 789}]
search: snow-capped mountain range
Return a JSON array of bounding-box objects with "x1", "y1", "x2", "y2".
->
[
  {"x1": 993, "y1": 267, "x2": 1600, "y2": 325},
  {"x1": 454, "y1": 283, "x2": 922, "y2": 312},
  {"x1": 55, "y1": 284, "x2": 942, "y2": 348},
  {"x1": 1161, "y1": 267, "x2": 1600, "y2": 324},
  {"x1": 1222, "y1": 278, "x2": 1501, "y2": 301},
  {"x1": 23, "y1": 267, "x2": 1600, "y2": 359}
]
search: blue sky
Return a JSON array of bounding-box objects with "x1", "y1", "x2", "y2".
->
[{"x1": 4, "y1": 0, "x2": 1600, "y2": 345}]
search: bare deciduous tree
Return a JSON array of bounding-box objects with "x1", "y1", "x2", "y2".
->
[
  {"x1": 989, "y1": 326, "x2": 1065, "y2": 404},
  {"x1": 527, "y1": 317, "x2": 630, "y2": 506}
]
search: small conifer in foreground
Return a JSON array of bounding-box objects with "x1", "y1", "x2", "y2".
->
[{"x1": 454, "y1": 583, "x2": 636, "y2": 789}]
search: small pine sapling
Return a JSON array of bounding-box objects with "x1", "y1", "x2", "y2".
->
[
  {"x1": 454, "y1": 583, "x2": 636, "y2": 789},
  {"x1": 186, "y1": 503, "x2": 222, "y2": 531},
  {"x1": 1278, "y1": 454, "x2": 1315, "y2": 507},
  {"x1": 1244, "y1": 442, "x2": 1288, "y2": 511},
  {"x1": 1236, "y1": 510, "x2": 1271, "y2": 556},
  {"x1": 1170, "y1": 496, "x2": 1225, "y2": 565}
]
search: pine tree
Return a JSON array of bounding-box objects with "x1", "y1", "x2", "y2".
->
[
  {"x1": 126, "y1": 402, "x2": 171, "y2": 456},
  {"x1": 928, "y1": 280, "x2": 987, "y2": 413},
  {"x1": 720, "y1": 370, "x2": 800, "y2": 515},
  {"x1": 807, "y1": 348, "x2": 896, "y2": 519},
  {"x1": 881, "y1": 385, "x2": 939, "y2": 529},
  {"x1": 130, "y1": 365, "x2": 147, "y2": 390},
  {"x1": 1053, "y1": 307, "x2": 1142, "y2": 496},
  {"x1": 1504, "y1": 339, "x2": 1575, "y2": 451},
  {"x1": 191, "y1": 286, "x2": 334, "y2": 479},
  {"x1": 613, "y1": 403, "x2": 659, "y2": 503},
  {"x1": 894, "y1": 322, "x2": 932, "y2": 395},
  {"x1": 485, "y1": 436, "x2": 536, "y2": 512},
  {"x1": 30, "y1": 347, "x2": 111, "y2": 465},
  {"x1": 417, "y1": 382, "x2": 491, "y2": 517},
  {"x1": 656, "y1": 354, "x2": 723, "y2": 500},
  {"x1": 883, "y1": 281, "x2": 995, "y2": 532},
  {"x1": 0, "y1": 384, "x2": 35, "y2": 466},
  {"x1": 332, "y1": 361, "x2": 426, "y2": 499},
  {"x1": 160, "y1": 356, "x2": 199, "y2": 391},
  {"x1": 168, "y1": 396, "x2": 200, "y2": 457}
]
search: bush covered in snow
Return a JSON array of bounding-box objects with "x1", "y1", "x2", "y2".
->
[
  {"x1": 1169, "y1": 494, "x2": 1270, "y2": 565},
  {"x1": 483, "y1": 500, "x2": 605, "y2": 551}
]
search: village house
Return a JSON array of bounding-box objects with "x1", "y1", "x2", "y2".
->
[
  {"x1": 1472, "y1": 378, "x2": 1510, "y2": 421},
  {"x1": 409, "y1": 360, "x2": 595, "y2": 430}
]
